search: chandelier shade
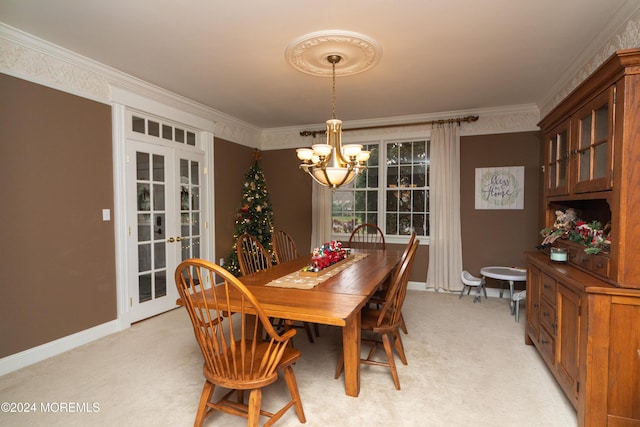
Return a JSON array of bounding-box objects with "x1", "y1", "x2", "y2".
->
[{"x1": 295, "y1": 55, "x2": 369, "y2": 189}]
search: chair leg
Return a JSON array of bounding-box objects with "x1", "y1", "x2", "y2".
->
[
  {"x1": 194, "y1": 381, "x2": 215, "y2": 427},
  {"x1": 283, "y1": 365, "x2": 306, "y2": 423},
  {"x1": 400, "y1": 313, "x2": 408, "y2": 334},
  {"x1": 381, "y1": 333, "x2": 401, "y2": 390},
  {"x1": 392, "y1": 330, "x2": 408, "y2": 365},
  {"x1": 514, "y1": 301, "x2": 520, "y2": 323},
  {"x1": 247, "y1": 388, "x2": 262, "y2": 427},
  {"x1": 313, "y1": 323, "x2": 320, "y2": 337},
  {"x1": 459, "y1": 285, "x2": 466, "y2": 299}
]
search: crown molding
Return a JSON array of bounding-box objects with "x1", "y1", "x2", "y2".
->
[
  {"x1": 260, "y1": 104, "x2": 541, "y2": 150},
  {"x1": 0, "y1": 23, "x2": 261, "y2": 147},
  {"x1": 539, "y1": 2, "x2": 640, "y2": 118}
]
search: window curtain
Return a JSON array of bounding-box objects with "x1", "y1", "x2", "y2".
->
[
  {"x1": 311, "y1": 181, "x2": 332, "y2": 252},
  {"x1": 426, "y1": 123, "x2": 463, "y2": 292}
]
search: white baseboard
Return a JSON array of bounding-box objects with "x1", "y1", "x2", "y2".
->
[
  {"x1": 0, "y1": 320, "x2": 120, "y2": 376},
  {"x1": 407, "y1": 281, "x2": 513, "y2": 299}
]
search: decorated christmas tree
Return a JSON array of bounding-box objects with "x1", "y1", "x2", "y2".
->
[{"x1": 223, "y1": 150, "x2": 274, "y2": 276}]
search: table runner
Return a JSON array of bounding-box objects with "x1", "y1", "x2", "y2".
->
[{"x1": 265, "y1": 253, "x2": 369, "y2": 289}]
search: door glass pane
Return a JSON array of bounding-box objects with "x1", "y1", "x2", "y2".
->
[
  {"x1": 154, "y1": 242, "x2": 166, "y2": 268},
  {"x1": 153, "y1": 184, "x2": 165, "y2": 210},
  {"x1": 191, "y1": 213, "x2": 199, "y2": 235},
  {"x1": 137, "y1": 183, "x2": 150, "y2": 211},
  {"x1": 138, "y1": 244, "x2": 151, "y2": 272},
  {"x1": 594, "y1": 104, "x2": 608, "y2": 141},
  {"x1": 138, "y1": 213, "x2": 151, "y2": 241},
  {"x1": 192, "y1": 237, "x2": 200, "y2": 259},
  {"x1": 139, "y1": 274, "x2": 151, "y2": 303},
  {"x1": 580, "y1": 115, "x2": 592, "y2": 150},
  {"x1": 154, "y1": 271, "x2": 166, "y2": 298},
  {"x1": 137, "y1": 152, "x2": 150, "y2": 180},
  {"x1": 191, "y1": 162, "x2": 199, "y2": 185},
  {"x1": 593, "y1": 143, "x2": 608, "y2": 179},
  {"x1": 549, "y1": 137, "x2": 557, "y2": 163},
  {"x1": 191, "y1": 187, "x2": 200, "y2": 210},
  {"x1": 558, "y1": 162, "x2": 566, "y2": 187},
  {"x1": 181, "y1": 213, "x2": 190, "y2": 237},
  {"x1": 153, "y1": 155, "x2": 164, "y2": 182},
  {"x1": 579, "y1": 151, "x2": 590, "y2": 182},
  {"x1": 549, "y1": 165, "x2": 556, "y2": 189}
]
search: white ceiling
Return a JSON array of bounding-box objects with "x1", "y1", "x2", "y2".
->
[{"x1": 1, "y1": 0, "x2": 638, "y2": 129}]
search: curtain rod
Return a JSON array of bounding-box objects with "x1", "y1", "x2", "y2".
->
[{"x1": 299, "y1": 115, "x2": 479, "y2": 137}]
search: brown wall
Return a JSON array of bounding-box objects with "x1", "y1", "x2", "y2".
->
[
  {"x1": 0, "y1": 73, "x2": 116, "y2": 358},
  {"x1": 261, "y1": 149, "x2": 313, "y2": 252},
  {"x1": 213, "y1": 145, "x2": 313, "y2": 262},
  {"x1": 460, "y1": 131, "x2": 541, "y2": 289},
  {"x1": 213, "y1": 138, "x2": 256, "y2": 263}
]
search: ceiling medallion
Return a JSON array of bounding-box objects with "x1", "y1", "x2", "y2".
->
[{"x1": 285, "y1": 30, "x2": 382, "y2": 77}]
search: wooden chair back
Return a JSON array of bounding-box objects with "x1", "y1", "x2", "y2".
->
[
  {"x1": 348, "y1": 223, "x2": 386, "y2": 250},
  {"x1": 236, "y1": 233, "x2": 273, "y2": 276},
  {"x1": 273, "y1": 229, "x2": 298, "y2": 264},
  {"x1": 376, "y1": 238, "x2": 419, "y2": 329},
  {"x1": 174, "y1": 258, "x2": 305, "y2": 426}
]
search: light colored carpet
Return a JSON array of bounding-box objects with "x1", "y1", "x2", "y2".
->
[{"x1": 0, "y1": 291, "x2": 577, "y2": 426}]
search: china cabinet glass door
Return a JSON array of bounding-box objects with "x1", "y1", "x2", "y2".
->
[
  {"x1": 545, "y1": 119, "x2": 570, "y2": 196},
  {"x1": 572, "y1": 87, "x2": 614, "y2": 193}
]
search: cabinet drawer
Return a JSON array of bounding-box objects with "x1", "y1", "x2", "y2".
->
[
  {"x1": 540, "y1": 298, "x2": 556, "y2": 335},
  {"x1": 541, "y1": 273, "x2": 557, "y2": 305},
  {"x1": 591, "y1": 254, "x2": 610, "y2": 278},
  {"x1": 538, "y1": 325, "x2": 555, "y2": 364}
]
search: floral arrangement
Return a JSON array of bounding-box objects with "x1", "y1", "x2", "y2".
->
[
  {"x1": 540, "y1": 208, "x2": 611, "y2": 254},
  {"x1": 302, "y1": 240, "x2": 347, "y2": 272}
]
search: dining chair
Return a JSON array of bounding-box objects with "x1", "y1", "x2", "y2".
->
[
  {"x1": 174, "y1": 258, "x2": 306, "y2": 427},
  {"x1": 347, "y1": 223, "x2": 386, "y2": 250},
  {"x1": 368, "y1": 232, "x2": 417, "y2": 333},
  {"x1": 273, "y1": 229, "x2": 298, "y2": 264},
  {"x1": 272, "y1": 229, "x2": 320, "y2": 343},
  {"x1": 335, "y1": 238, "x2": 419, "y2": 390},
  {"x1": 236, "y1": 233, "x2": 273, "y2": 276}
]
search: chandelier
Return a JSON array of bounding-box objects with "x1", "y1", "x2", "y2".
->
[{"x1": 296, "y1": 54, "x2": 370, "y2": 189}]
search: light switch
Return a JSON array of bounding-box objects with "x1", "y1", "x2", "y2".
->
[{"x1": 102, "y1": 209, "x2": 111, "y2": 221}]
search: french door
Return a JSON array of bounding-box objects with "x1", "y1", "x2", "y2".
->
[{"x1": 126, "y1": 140, "x2": 204, "y2": 322}]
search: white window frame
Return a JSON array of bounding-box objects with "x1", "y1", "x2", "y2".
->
[{"x1": 330, "y1": 131, "x2": 431, "y2": 245}]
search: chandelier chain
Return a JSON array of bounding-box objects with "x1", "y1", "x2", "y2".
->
[{"x1": 331, "y1": 59, "x2": 337, "y2": 120}]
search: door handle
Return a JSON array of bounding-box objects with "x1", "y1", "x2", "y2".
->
[
  {"x1": 167, "y1": 237, "x2": 175, "y2": 243},
  {"x1": 176, "y1": 237, "x2": 183, "y2": 241}
]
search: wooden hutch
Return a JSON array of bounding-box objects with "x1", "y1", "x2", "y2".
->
[{"x1": 527, "y1": 49, "x2": 640, "y2": 427}]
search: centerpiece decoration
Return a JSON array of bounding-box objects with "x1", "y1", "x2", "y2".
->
[{"x1": 301, "y1": 240, "x2": 348, "y2": 276}]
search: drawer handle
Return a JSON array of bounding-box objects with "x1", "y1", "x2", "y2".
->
[
  {"x1": 595, "y1": 262, "x2": 604, "y2": 268},
  {"x1": 542, "y1": 311, "x2": 549, "y2": 317},
  {"x1": 541, "y1": 339, "x2": 549, "y2": 345}
]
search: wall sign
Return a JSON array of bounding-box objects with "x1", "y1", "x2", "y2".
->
[{"x1": 475, "y1": 166, "x2": 524, "y2": 210}]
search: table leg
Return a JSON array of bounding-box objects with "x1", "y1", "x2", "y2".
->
[
  {"x1": 509, "y1": 280, "x2": 515, "y2": 311},
  {"x1": 342, "y1": 311, "x2": 361, "y2": 397}
]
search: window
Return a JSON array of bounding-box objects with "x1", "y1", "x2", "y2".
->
[{"x1": 331, "y1": 138, "x2": 429, "y2": 241}]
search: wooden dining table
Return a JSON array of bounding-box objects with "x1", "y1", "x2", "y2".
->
[{"x1": 224, "y1": 248, "x2": 402, "y2": 397}]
